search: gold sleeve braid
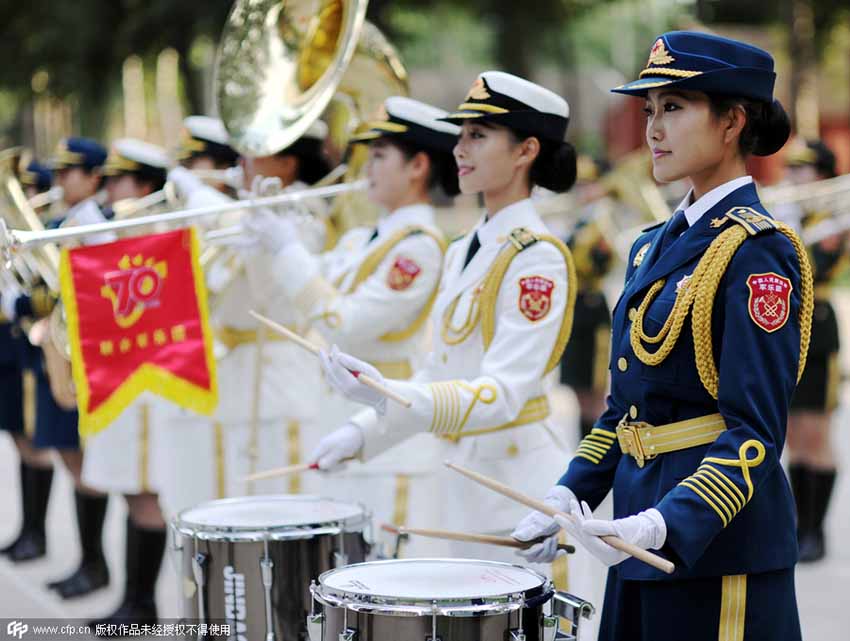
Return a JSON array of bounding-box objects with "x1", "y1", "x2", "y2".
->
[
  {"x1": 630, "y1": 222, "x2": 814, "y2": 398},
  {"x1": 480, "y1": 229, "x2": 578, "y2": 374}
]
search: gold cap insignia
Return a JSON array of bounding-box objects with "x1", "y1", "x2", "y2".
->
[
  {"x1": 466, "y1": 77, "x2": 491, "y2": 101},
  {"x1": 375, "y1": 103, "x2": 390, "y2": 122},
  {"x1": 647, "y1": 38, "x2": 675, "y2": 67}
]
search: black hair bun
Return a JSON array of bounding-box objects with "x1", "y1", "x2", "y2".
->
[
  {"x1": 532, "y1": 140, "x2": 577, "y2": 193},
  {"x1": 752, "y1": 99, "x2": 791, "y2": 157}
]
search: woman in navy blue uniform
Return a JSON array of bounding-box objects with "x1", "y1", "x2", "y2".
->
[
  {"x1": 0, "y1": 159, "x2": 55, "y2": 563},
  {"x1": 783, "y1": 140, "x2": 843, "y2": 563},
  {"x1": 512, "y1": 31, "x2": 812, "y2": 640},
  {"x1": 3, "y1": 139, "x2": 114, "y2": 601}
]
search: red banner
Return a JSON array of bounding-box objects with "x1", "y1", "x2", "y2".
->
[{"x1": 59, "y1": 228, "x2": 217, "y2": 436}]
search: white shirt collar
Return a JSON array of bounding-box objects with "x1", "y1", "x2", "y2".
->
[
  {"x1": 477, "y1": 198, "x2": 544, "y2": 246},
  {"x1": 677, "y1": 176, "x2": 753, "y2": 227},
  {"x1": 376, "y1": 203, "x2": 435, "y2": 237},
  {"x1": 62, "y1": 197, "x2": 100, "y2": 223}
]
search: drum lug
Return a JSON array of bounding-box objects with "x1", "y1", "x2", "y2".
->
[
  {"x1": 307, "y1": 613, "x2": 324, "y2": 641},
  {"x1": 541, "y1": 614, "x2": 559, "y2": 641},
  {"x1": 339, "y1": 628, "x2": 358, "y2": 641},
  {"x1": 191, "y1": 552, "x2": 207, "y2": 629},
  {"x1": 335, "y1": 531, "x2": 348, "y2": 567},
  {"x1": 167, "y1": 522, "x2": 183, "y2": 577},
  {"x1": 550, "y1": 591, "x2": 595, "y2": 641},
  {"x1": 260, "y1": 542, "x2": 276, "y2": 641}
]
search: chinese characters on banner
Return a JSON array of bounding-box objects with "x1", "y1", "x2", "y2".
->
[{"x1": 59, "y1": 227, "x2": 218, "y2": 436}]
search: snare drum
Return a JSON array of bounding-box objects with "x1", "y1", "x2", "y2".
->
[
  {"x1": 172, "y1": 495, "x2": 371, "y2": 640},
  {"x1": 308, "y1": 558, "x2": 593, "y2": 641}
]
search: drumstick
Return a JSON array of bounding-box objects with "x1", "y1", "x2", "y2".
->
[
  {"x1": 444, "y1": 461, "x2": 675, "y2": 575},
  {"x1": 399, "y1": 526, "x2": 575, "y2": 554},
  {"x1": 243, "y1": 462, "x2": 317, "y2": 482},
  {"x1": 249, "y1": 310, "x2": 412, "y2": 408}
]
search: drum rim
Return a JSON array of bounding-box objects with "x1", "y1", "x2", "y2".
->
[
  {"x1": 172, "y1": 495, "x2": 370, "y2": 540},
  {"x1": 312, "y1": 558, "x2": 552, "y2": 617}
]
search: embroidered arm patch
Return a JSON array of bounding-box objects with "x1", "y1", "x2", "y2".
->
[
  {"x1": 387, "y1": 256, "x2": 421, "y2": 291},
  {"x1": 518, "y1": 275, "x2": 555, "y2": 322},
  {"x1": 746, "y1": 272, "x2": 792, "y2": 333}
]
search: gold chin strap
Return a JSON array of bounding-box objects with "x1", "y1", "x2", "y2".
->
[{"x1": 630, "y1": 222, "x2": 814, "y2": 398}]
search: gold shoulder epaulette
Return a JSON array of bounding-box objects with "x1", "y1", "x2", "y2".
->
[
  {"x1": 508, "y1": 227, "x2": 539, "y2": 250},
  {"x1": 724, "y1": 206, "x2": 780, "y2": 236}
]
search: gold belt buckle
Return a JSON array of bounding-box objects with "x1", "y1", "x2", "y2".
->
[{"x1": 616, "y1": 415, "x2": 650, "y2": 468}]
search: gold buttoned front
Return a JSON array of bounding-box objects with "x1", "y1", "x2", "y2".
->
[
  {"x1": 442, "y1": 353, "x2": 448, "y2": 364},
  {"x1": 618, "y1": 357, "x2": 628, "y2": 372},
  {"x1": 629, "y1": 405, "x2": 638, "y2": 419},
  {"x1": 628, "y1": 308, "x2": 637, "y2": 321}
]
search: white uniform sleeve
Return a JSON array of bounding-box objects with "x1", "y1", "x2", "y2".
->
[
  {"x1": 271, "y1": 234, "x2": 443, "y2": 344},
  {"x1": 73, "y1": 200, "x2": 115, "y2": 246},
  {"x1": 356, "y1": 242, "x2": 569, "y2": 460}
]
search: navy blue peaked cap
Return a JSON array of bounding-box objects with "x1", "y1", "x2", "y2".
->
[
  {"x1": 612, "y1": 31, "x2": 777, "y2": 103},
  {"x1": 20, "y1": 159, "x2": 52, "y2": 192},
  {"x1": 51, "y1": 137, "x2": 108, "y2": 170}
]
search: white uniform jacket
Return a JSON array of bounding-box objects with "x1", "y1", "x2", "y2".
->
[
  {"x1": 350, "y1": 198, "x2": 573, "y2": 532},
  {"x1": 137, "y1": 184, "x2": 323, "y2": 511},
  {"x1": 271, "y1": 203, "x2": 445, "y2": 378}
]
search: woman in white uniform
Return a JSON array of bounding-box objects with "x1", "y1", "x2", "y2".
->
[
  {"x1": 156, "y1": 119, "x2": 331, "y2": 514},
  {"x1": 79, "y1": 139, "x2": 172, "y2": 629},
  {"x1": 309, "y1": 72, "x2": 578, "y2": 566},
  {"x1": 250, "y1": 97, "x2": 459, "y2": 555}
]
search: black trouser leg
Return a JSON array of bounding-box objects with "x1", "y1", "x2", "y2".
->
[
  {"x1": 91, "y1": 517, "x2": 164, "y2": 636},
  {"x1": 48, "y1": 491, "x2": 110, "y2": 598},
  {"x1": 6, "y1": 462, "x2": 52, "y2": 562}
]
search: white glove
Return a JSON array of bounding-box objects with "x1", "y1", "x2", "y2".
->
[
  {"x1": 1, "y1": 284, "x2": 22, "y2": 321},
  {"x1": 167, "y1": 166, "x2": 205, "y2": 199},
  {"x1": 242, "y1": 208, "x2": 298, "y2": 253},
  {"x1": 319, "y1": 344, "x2": 387, "y2": 415},
  {"x1": 555, "y1": 501, "x2": 666, "y2": 567},
  {"x1": 511, "y1": 485, "x2": 577, "y2": 563},
  {"x1": 309, "y1": 422, "x2": 364, "y2": 470}
]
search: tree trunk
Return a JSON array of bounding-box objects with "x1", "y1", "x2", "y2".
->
[{"x1": 788, "y1": 0, "x2": 820, "y2": 137}]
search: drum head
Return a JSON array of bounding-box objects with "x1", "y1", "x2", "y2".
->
[
  {"x1": 319, "y1": 558, "x2": 546, "y2": 602},
  {"x1": 175, "y1": 495, "x2": 366, "y2": 538}
]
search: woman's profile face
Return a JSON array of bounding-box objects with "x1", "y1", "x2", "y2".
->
[
  {"x1": 453, "y1": 121, "x2": 519, "y2": 195},
  {"x1": 644, "y1": 89, "x2": 728, "y2": 184},
  {"x1": 365, "y1": 139, "x2": 416, "y2": 211}
]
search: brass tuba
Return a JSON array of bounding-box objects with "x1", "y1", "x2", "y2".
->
[
  {"x1": 206, "y1": 0, "x2": 408, "y2": 280},
  {"x1": 0, "y1": 149, "x2": 76, "y2": 409}
]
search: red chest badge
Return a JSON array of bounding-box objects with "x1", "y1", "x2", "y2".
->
[
  {"x1": 387, "y1": 256, "x2": 421, "y2": 291},
  {"x1": 746, "y1": 272, "x2": 792, "y2": 333},
  {"x1": 518, "y1": 276, "x2": 555, "y2": 322}
]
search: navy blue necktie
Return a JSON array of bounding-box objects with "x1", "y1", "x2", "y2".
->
[
  {"x1": 659, "y1": 210, "x2": 688, "y2": 255},
  {"x1": 462, "y1": 231, "x2": 481, "y2": 270}
]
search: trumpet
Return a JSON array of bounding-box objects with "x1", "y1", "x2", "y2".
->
[
  {"x1": 111, "y1": 166, "x2": 244, "y2": 220},
  {"x1": 1, "y1": 180, "x2": 367, "y2": 250}
]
